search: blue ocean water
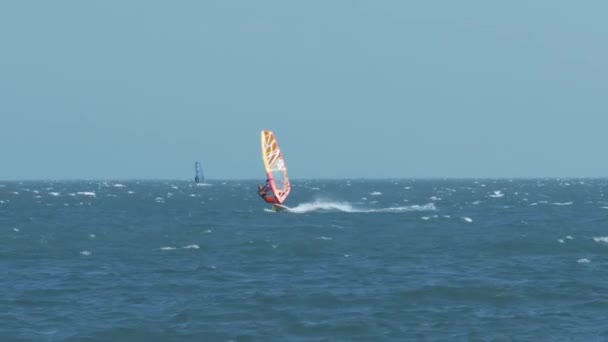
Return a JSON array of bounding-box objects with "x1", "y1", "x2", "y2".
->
[{"x1": 1, "y1": 179, "x2": 608, "y2": 341}]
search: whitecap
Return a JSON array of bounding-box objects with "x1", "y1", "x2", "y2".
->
[
  {"x1": 317, "y1": 236, "x2": 333, "y2": 240},
  {"x1": 159, "y1": 246, "x2": 176, "y2": 250},
  {"x1": 370, "y1": 191, "x2": 382, "y2": 196},
  {"x1": 204, "y1": 229, "x2": 212, "y2": 233},
  {"x1": 80, "y1": 250, "x2": 92, "y2": 256},
  {"x1": 577, "y1": 258, "x2": 590, "y2": 264},
  {"x1": 429, "y1": 196, "x2": 441, "y2": 201},
  {"x1": 593, "y1": 237, "x2": 608, "y2": 243},
  {"x1": 489, "y1": 191, "x2": 504, "y2": 198},
  {"x1": 566, "y1": 236, "x2": 573, "y2": 240},
  {"x1": 551, "y1": 202, "x2": 573, "y2": 206},
  {"x1": 49, "y1": 192, "x2": 60, "y2": 197},
  {"x1": 113, "y1": 184, "x2": 126, "y2": 188},
  {"x1": 462, "y1": 217, "x2": 473, "y2": 223},
  {"x1": 89, "y1": 234, "x2": 96, "y2": 238},
  {"x1": 127, "y1": 191, "x2": 135, "y2": 194},
  {"x1": 13, "y1": 228, "x2": 19, "y2": 232},
  {"x1": 558, "y1": 239, "x2": 565, "y2": 243},
  {"x1": 77, "y1": 192, "x2": 96, "y2": 196},
  {"x1": 183, "y1": 244, "x2": 200, "y2": 249}
]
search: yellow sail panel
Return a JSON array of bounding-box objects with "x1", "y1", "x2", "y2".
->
[{"x1": 260, "y1": 130, "x2": 290, "y2": 204}]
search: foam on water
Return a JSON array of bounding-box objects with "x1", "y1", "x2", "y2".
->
[
  {"x1": 76, "y1": 192, "x2": 96, "y2": 196},
  {"x1": 551, "y1": 202, "x2": 573, "y2": 206},
  {"x1": 489, "y1": 190, "x2": 504, "y2": 198},
  {"x1": 286, "y1": 200, "x2": 436, "y2": 214}
]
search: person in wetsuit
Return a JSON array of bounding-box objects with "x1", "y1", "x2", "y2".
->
[{"x1": 257, "y1": 181, "x2": 279, "y2": 204}]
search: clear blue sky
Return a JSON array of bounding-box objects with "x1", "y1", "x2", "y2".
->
[{"x1": 1, "y1": 1, "x2": 607, "y2": 179}]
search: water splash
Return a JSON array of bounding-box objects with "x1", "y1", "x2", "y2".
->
[{"x1": 285, "y1": 200, "x2": 436, "y2": 214}]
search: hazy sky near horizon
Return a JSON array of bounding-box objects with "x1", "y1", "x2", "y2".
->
[{"x1": 1, "y1": 1, "x2": 607, "y2": 179}]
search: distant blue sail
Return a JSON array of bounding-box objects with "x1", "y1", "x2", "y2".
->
[{"x1": 194, "y1": 161, "x2": 204, "y2": 183}]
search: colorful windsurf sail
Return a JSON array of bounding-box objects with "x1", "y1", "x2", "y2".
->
[
  {"x1": 194, "y1": 161, "x2": 204, "y2": 183},
  {"x1": 260, "y1": 130, "x2": 290, "y2": 204}
]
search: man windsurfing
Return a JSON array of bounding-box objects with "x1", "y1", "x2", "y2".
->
[{"x1": 257, "y1": 180, "x2": 279, "y2": 204}]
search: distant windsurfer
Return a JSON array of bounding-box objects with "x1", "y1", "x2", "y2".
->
[{"x1": 258, "y1": 180, "x2": 279, "y2": 204}]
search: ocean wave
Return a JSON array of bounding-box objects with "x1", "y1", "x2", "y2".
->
[
  {"x1": 551, "y1": 202, "x2": 573, "y2": 206},
  {"x1": 489, "y1": 191, "x2": 504, "y2": 198}
]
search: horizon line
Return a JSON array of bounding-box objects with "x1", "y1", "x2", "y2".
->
[{"x1": 1, "y1": 176, "x2": 607, "y2": 182}]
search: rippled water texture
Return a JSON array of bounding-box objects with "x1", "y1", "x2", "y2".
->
[{"x1": 2, "y1": 179, "x2": 608, "y2": 341}]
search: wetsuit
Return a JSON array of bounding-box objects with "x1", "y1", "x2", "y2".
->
[{"x1": 258, "y1": 183, "x2": 279, "y2": 204}]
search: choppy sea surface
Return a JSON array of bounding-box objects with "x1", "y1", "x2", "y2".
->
[{"x1": 2, "y1": 179, "x2": 608, "y2": 341}]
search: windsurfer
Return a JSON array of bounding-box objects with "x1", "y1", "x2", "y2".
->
[{"x1": 258, "y1": 181, "x2": 278, "y2": 204}]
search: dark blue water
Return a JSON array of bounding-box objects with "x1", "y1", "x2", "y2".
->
[{"x1": 2, "y1": 179, "x2": 608, "y2": 341}]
